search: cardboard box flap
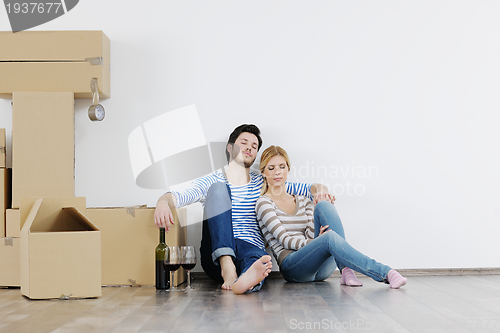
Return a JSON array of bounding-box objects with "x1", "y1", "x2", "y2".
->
[
  {"x1": 60, "y1": 207, "x2": 98, "y2": 231},
  {"x1": 22, "y1": 198, "x2": 43, "y2": 234},
  {"x1": 30, "y1": 208, "x2": 93, "y2": 233},
  {"x1": 0, "y1": 31, "x2": 108, "y2": 61},
  {"x1": 21, "y1": 197, "x2": 88, "y2": 232}
]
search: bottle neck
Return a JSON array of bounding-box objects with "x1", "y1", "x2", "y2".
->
[{"x1": 159, "y1": 228, "x2": 166, "y2": 244}]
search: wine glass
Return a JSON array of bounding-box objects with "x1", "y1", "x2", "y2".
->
[
  {"x1": 164, "y1": 246, "x2": 181, "y2": 291},
  {"x1": 181, "y1": 246, "x2": 197, "y2": 291}
]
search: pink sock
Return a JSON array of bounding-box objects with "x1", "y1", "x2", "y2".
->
[
  {"x1": 340, "y1": 268, "x2": 363, "y2": 287},
  {"x1": 387, "y1": 269, "x2": 407, "y2": 289}
]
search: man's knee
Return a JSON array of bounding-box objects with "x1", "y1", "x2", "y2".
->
[
  {"x1": 206, "y1": 182, "x2": 231, "y2": 213},
  {"x1": 207, "y1": 182, "x2": 229, "y2": 197}
]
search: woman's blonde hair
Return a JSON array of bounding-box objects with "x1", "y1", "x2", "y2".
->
[{"x1": 259, "y1": 145, "x2": 291, "y2": 195}]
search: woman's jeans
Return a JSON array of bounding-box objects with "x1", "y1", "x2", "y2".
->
[
  {"x1": 200, "y1": 182, "x2": 268, "y2": 291},
  {"x1": 279, "y1": 201, "x2": 392, "y2": 283}
]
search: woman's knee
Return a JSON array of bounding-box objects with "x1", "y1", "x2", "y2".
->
[
  {"x1": 316, "y1": 200, "x2": 333, "y2": 209},
  {"x1": 314, "y1": 201, "x2": 341, "y2": 226},
  {"x1": 314, "y1": 200, "x2": 336, "y2": 216}
]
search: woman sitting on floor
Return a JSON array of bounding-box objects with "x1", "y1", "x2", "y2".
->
[{"x1": 255, "y1": 145, "x2": 407, "y2": 288}]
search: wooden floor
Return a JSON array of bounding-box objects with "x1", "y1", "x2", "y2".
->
[{"x1": 1, "y1": 274, "x2": 500, "y2": 333}]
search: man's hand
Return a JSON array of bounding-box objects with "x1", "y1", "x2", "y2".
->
[
  {"x1": 154, "y1": 193, "x2": 176, "y2": 231},
  {"x1": 313, "y1": 192, "x2": 336, "y2": 205},
  {"x1": 311, "y1": 183, "x2": 336, "y2": 205}
]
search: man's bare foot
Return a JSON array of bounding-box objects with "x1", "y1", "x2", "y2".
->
[
  {"x1": 220, "y1": 256, "x2": 238, "y2": 290},
  {"x1": 232, "y1": 255, "x2": 272, "y2": 295}
]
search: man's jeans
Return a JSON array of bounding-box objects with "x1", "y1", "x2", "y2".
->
[
  {"x1": 200, "y1": 182, "x2": 268, "y2": 291},
  {"x1": 279, "y1": 201, "x2": 392, "y2": 283}
]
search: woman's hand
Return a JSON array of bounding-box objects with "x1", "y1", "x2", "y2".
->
[{"x1": 319, "y1": 225, "x2": 331, "y2": 236}]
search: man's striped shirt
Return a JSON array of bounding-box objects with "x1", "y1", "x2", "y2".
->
[{"x1": 171, "y1": 170, "x2": 311, "y2": 249}]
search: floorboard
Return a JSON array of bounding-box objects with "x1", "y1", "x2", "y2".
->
[{"x1": 2, "y1": 275, "x2": 500, "y2": 332}]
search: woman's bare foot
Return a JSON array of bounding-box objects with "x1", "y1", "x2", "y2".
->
[
  {"x1": 220, "y1": 256, "x2": 238, "y2": 290},
  {"x1": 232, "y1": 255, "x2": 272, "y2": 295}
]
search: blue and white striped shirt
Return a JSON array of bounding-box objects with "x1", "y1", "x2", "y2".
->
[{"x1": 171, "y1": 170, "x2": 312, "y2": 249}]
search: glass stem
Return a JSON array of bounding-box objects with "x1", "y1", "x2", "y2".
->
[
  {"x1": 171, "y1": 271, "x2": 175, "y2": 288},
  {"x1": 187, "y1": 271, "x2": 191, "y2": 288}
]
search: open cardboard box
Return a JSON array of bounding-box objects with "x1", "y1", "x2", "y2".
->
[{"x1": 20, "y1": 197, "x2": 101, "y2": 299}]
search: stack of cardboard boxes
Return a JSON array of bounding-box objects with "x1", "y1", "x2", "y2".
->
[{"x1": 0, "y1": 31, "x2": 186, "y2": 299}]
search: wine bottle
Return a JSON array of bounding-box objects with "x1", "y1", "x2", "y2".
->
[{"x1": 155, "y1": 228, "x2": 170, "y2": 290}]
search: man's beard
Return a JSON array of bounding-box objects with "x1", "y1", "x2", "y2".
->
[
  {"x1": 230, "y1": 146, "x2": 255, "y2": 168},
  {"x1": 242, "y1": 158, "x2": 254, "y2": 168}
]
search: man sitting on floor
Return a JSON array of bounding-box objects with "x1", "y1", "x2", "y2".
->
[{"x1": 154, "y1": 124, "x2": 334, "y2": 294}]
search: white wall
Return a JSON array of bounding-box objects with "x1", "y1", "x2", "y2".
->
[{"x1": 1, "y1": 1, "x2": 499, "y2": 271}]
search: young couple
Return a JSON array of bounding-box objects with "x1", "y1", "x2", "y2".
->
[{"x1": 154, "y1": 124, "x2": 406, "y2": 294}]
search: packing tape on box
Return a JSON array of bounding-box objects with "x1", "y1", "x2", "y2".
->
[
  {"x1": 128, "y1": 279, "x2": 141, "y2": 287},
  {"x1": 84, "y1": 57, "x2": 104, "y2": 66},
  {"x1": 4, "y1": 237, "x2": 13, "y2": 246},
  {"x1": 125, "y1": 205, "x2": 147, "y2": 218},
  {"x1": 59, "y1": 294, "x2": 72, "y2": 300}
]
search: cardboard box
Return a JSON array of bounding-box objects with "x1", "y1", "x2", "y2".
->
[
  {"x1": 0, "y1": 237, "x2": 20, "y2": 287},
  {"x1": 20, "y1": 197, "x2": 101, "y2": 299},
  {"x1": 12, "y1": 92, "x2": 75, "y2": 209},
  {"x1": 6, "y1": 209, "x2": 20, "y2": 237},
  {"x1": 0, "y1": 31, "x2": 110, "y2": 99},
  {"x1": 1, "y1": 169, "x2": 11, "y2": 237},
  {"x1": 0, "y1": 128, "x2": 5, "y2": 168},
  {"x1": 87, "y1": 207, "x2": 187, "y2": 286}
]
